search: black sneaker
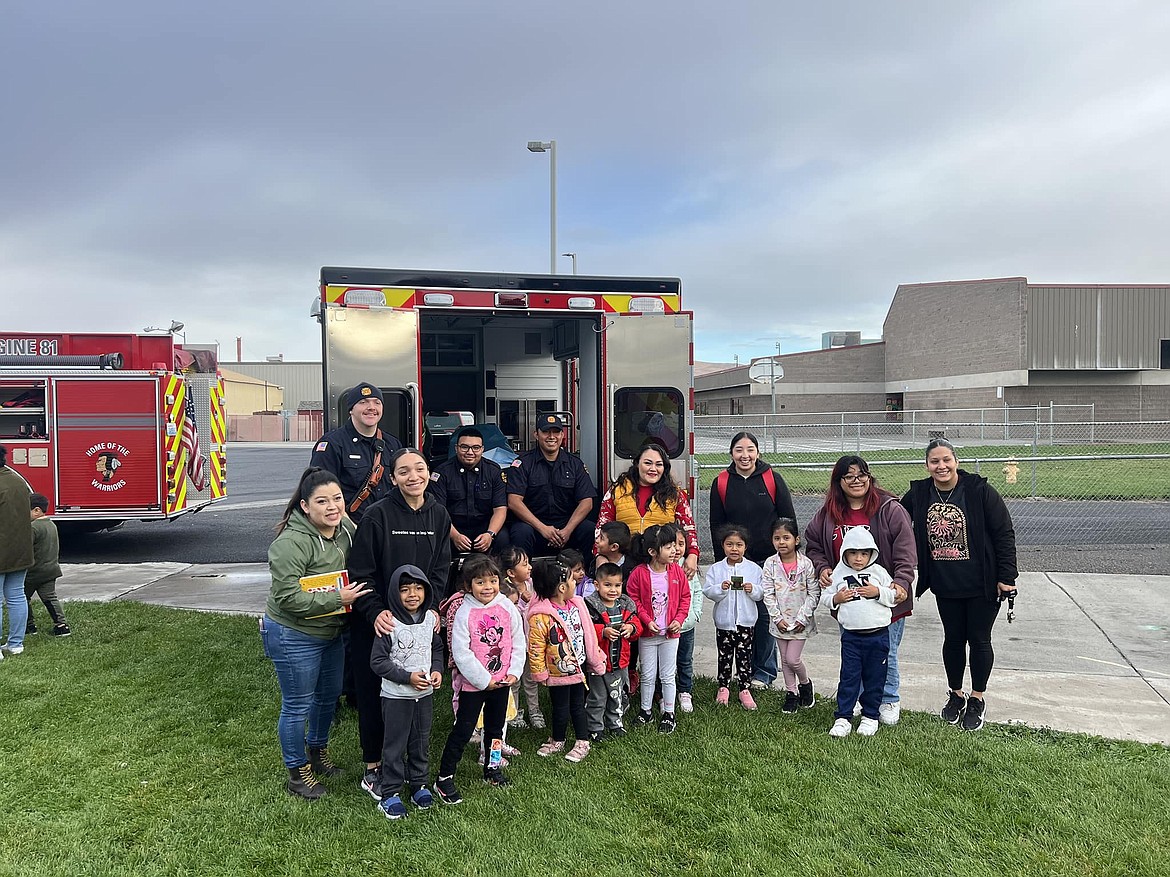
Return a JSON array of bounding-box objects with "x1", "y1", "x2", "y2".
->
[
  {"x1": 961, "y1": 696, "x2": 986, "y2": 731},
  {"x1": 434, "y1": 775, "x2": 463, "y2": 805},
  {"x1": 25, "y1": 621, "x2": 38, "y2": 636},
  {"x1": 658, "y1": 712, "x2": 676, "y2": 734},
  {"x1": 941, "y1": 690, "x2": 967, "y2": 725},
  {"x1": 50, "y1": 623, "x2": 71, "y2": 637},
  {"x1": 798, "y1": 680, "x2": 815, "y2": 708},
  {"x1": 360, "y1": 767, "x2": 382, "y2": 800},
  {"x1": 782, "y1": 691, "x2": 799, "y2": 714},
  {"x1": 483, "y1": 767, "x2": 512, "y2": 787},
  {"x1": 608, "y1": 726, "x2": 627, "y2": 739},
  {"x1": 634, "y1": 709, "x2": 654, "y2": 726}
]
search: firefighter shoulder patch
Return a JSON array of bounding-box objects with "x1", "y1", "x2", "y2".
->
[
  {"x1": 429, "y1": 472, "x2": 441, "y2": 481},
  {"x1": 511, "y1": 459, "x2": 523, "y2": 467},
  {"x1": 315, "y1": 441, "x2": 329, "y2": 452}
]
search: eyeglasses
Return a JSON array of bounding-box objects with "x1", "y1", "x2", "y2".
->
[
  {"x1": 456, "y1": 444, "x2": 484, "y2": 452},
  {"x1": 841, "y1": 473, "x2": 870, "y2": 483}
]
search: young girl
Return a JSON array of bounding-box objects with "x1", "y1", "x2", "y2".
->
[
  {"x1": 499, "y1": 546, "x2": 545, "y2": 730},
  {"x1": 435, "y1": 554, "x2": 526, "y2": 805},
  {"x1": 527, "y1": 556, "x2": 605, "y2": 763},
  {"x1": 702, "y1": 524, "x2": 764, "y2": 710},
  {"x1": 626, "y1": 524, "x2": 691, "y2": 732},
  {"x1": 673, "y1": 528, "x2": 704, "y2": 714},
  {"x1": 761, "y1": 518, "x2": 820, "y2": 714}
]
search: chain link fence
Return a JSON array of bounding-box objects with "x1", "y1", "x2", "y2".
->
[{"x1": 690, "y1": 411, "x2": 1170, "y2": 552}]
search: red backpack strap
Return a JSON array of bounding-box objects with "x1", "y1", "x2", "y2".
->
[
  {"x1": 763, "y1": 467, "x2": 777, "y2": 503},
  {"x1": 715, "y1": 470, "x2": 730, "y2": 506}
]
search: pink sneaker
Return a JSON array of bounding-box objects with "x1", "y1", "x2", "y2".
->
[
  {"x1": 716, "y1": 687, "x2": 730, "y2": 706},
  {"x1": 738, "y1": 689, "x2": 757, "y2": 711},
  {"x1": 537, "y1": 739, "x2": 565, "y2": 757}
]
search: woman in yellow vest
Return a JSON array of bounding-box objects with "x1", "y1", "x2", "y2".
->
[{"x1": 595, "y1": 442, "x2": 699, "y2": 577}]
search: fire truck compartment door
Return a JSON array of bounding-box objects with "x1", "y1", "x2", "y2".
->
[
  {"x1": 53, "y1": 378, "x2": 162, "y2": 510},
  {"x1": 323, "y1": 307, "x2": 420, "y2": 446},
  {"x1": 602, "y1": 311, "x2": 693, "y2": 488}
]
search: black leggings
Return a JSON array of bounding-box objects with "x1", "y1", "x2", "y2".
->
[
  {"x1": 548, "y1": 683, "x2": 588, "y2": 743},
  {"x1": 935, "y1": 595, "x2": 1001, "y2": 692}
]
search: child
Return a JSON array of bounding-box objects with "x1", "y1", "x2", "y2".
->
[
  {"x1": 26, "y1": 493, "x2": 69, "y2": 636},
  {"x1": 558, "y1": 549, "x2": 589, "y2": 598},
  {"x1": 820, "y1": 527, "x2": 897, "y2": 738},
  {"x1": 673, "y1": 528, "x2": 703, "y2": 713},
  {"x1": 761, "y1": 518, "x2": 819, "y2": 714},
  {"x1": 626, "y1": 523, "x2": 691, "y2": 733},
  {"x1": 436, "y1": 554, "x2": 526, "y2": 804},
  {"x1": 583, "y1": 562, "x2": 642, "y2": 739},
  {"x1": 369, "y1": 565, "x2": 444, "y2": 819},
  {"x1": 595, "y1": 521, "x2": 632, "y2": 585},
  {"x1": 703, "y1": 524, "x2": 764, "y2": 710},
  {"x1": 499, "y1": 546, "x2": 545, "y2": 730},
  {"x1": 527, "y1": 556, "x2": 606, "y2": 762}
]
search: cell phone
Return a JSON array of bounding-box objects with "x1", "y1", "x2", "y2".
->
[{"x1": 730, "y1": 575, "x2": 744, "y2": 590}]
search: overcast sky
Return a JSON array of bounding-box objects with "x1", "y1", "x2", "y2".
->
[{"x1": 4, "y1": 2, "x2": 1170, "y2": 363}]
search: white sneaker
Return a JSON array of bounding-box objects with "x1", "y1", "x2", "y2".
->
[
  {"x1": 852, "y1": 702, "x2": 862, "y2": 717},
  {"x1": 857, "y1": 717, "x2": 880, "y2": 736},
  {"x1": 879, "y1": 701, "x2": 901, "y2": 725},
  {"x1": 828, "y1": 718, "x2": 853, "y2": 738},
  {"x1": 1, "y1": 643, "x2": 23, "y2": 656},
  {"x1": 678, "y1": 693, "x2": 693, "y2": 713}
]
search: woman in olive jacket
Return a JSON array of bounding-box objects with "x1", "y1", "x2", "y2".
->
[
  {"x1": 264, "y1": 467, "x2": 369, "y2": 798},
  {"x1": 0, "y1": 445, "x2": 33, "y2": 657}
]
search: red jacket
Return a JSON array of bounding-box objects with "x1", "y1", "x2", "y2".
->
[
  {"x1": 626, "y1": 563, "x2": 691, "y2": 639},
  {"x1": 583, "y1": 592, "x2": 643, "y2": 671}
]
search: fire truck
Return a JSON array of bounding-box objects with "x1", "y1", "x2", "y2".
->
[
  {"x1": 315, "y1": 268, "x2": 695, "y2": 493},
  {"x1": 0, "y1": 332, "x2": 227, "y2": 530}
]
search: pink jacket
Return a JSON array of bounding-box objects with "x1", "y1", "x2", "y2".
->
[
  {"x1": 626, "y1": 563, "x2": 691, "y2": 639},
  {"x1": 525, "y1": 596, "x2": 606, "y2": 686}
]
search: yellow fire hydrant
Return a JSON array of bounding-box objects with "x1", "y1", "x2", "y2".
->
[{"x1": 1003, "y1": 460, "x2": 1020, "y2": 484}]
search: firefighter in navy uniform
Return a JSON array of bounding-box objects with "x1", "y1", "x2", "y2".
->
[
  {"x1": 430, "y1": 426, "x2": 510, "y2": 560},
  {"x1": 309, "y1": 382, "x2": 403, "y2": 523},
  {"x1": 506, "y1": 413, "x2": 596, "y2": 559}
]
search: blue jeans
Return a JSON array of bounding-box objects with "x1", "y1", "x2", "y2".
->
[
  {"x1": 751, "y1": 610, "x2": 777, "y2": 684},
  {"x1": 836, "y1": 628, "x2": 890, "y2": 721},
  {"x1": 260, "y1": 616, "x2": 344, "y2": 769},
  {"x1": 676, "y1": 628, "x2": 695, "y2": 695},
  {"x1": 2, "y1": 570, "x2": 29, "y2": 650},
  {"x1": 859, "y1": 616, "x2": 905, "y2": 704}
]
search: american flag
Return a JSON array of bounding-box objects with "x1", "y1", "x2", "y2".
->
[{"x1": 182, "y1": 385, "x2": 209, "y2": 492}]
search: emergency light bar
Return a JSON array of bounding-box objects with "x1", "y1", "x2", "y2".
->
[
  {"x1": 629, "y1": 297, "x2": 666, "y2": 313},
  {"x1": 343, "y1": 288, "x2": 387, "y2": 307}
]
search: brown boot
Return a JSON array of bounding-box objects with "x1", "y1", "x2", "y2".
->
[
  {"x1": 287, "y1": 764, "x2": 325, "y2": 800},
  {"x1": 308, "y1": 746, "x2": 342, "y2": 777}
]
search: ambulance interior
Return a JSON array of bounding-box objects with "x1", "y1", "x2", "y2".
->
[{"x1": 414, "y1": 312, "x2": 602, "y2": 478}]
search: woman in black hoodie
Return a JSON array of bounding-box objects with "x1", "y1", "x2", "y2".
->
[
  {"x1": 708, "y1": 431, "x2": 797, "y2": 689},
  {"x1": 348, "y1": 448, "x2": 452, "y2": 799}
]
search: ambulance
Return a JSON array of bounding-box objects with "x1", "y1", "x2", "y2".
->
[
  {"x1": 314, "y1": 268, "x2": 695, "y2": 493},
  {"x1": 0, "y1": 332, "x2": 227, "y2": 530}
]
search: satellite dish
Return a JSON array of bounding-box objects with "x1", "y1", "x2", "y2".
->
[{"x1": 748, "y1": 357, "x2": 784, "y2": 384}]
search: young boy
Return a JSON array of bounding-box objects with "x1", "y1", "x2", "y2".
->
[
  {"x1": 369, "y1": 564, "x2": 443, "y2": 819},
  {"x1": 558, "y1": 549, "x2": 589, "y2": 598},
  {"x1": 583, "y1": 563, "x2": 643, "y2": 739},
  {"x1": 820, "y1": 527, "x2": 897, "y2": 739},
  {"x1": 26, "y1": 493, "x2": 69, "y2": 637},
  {"x1": 595, "y1": 521, "x2": 632, "y2": 587}
]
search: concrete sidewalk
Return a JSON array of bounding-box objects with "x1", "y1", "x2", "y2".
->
[{"x1": 52, "y1": 564, "x2": 1170, "y2": 745}]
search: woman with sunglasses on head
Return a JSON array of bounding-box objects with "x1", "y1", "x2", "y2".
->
[
  {"x1": 804, "y1": 455, "x2": 916, "y2": 724},
  {"x1": 708, "y1": 431, "x2": 797, "y2": 691},
  {"x1": 901, "y1": 439, "x2": 1017, "y2": 732}
]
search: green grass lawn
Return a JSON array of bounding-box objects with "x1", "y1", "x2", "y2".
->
[
  {"x1": 4, "y1": 602, "x2": 1169, "y2": 877},
  {"x1": 695, "y1": 443, "x2": 1170, "y2": 500}
]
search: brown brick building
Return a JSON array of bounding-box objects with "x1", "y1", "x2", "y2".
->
[{"x1": 697, "y1": 277, "x2": 1170, "y2": 419}]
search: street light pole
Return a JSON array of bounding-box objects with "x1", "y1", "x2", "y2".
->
[
  {"x1": 562, "y1": 252, "x2": 577, "y2": 274},
  {"x1": 527, "y1": 139, "x2": 557, "y2": 273}
]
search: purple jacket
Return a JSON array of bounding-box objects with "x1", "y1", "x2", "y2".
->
[{"x1": 804, "y1": 493, "x2": 917, "y2": 621}]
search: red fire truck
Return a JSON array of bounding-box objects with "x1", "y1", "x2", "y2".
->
[
  {"x1": 314, "y1": 268, "x2": 694, "y2": 494},
  {"x1": 0, "y1": 332, "x2": 227, "y2": 530}
]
